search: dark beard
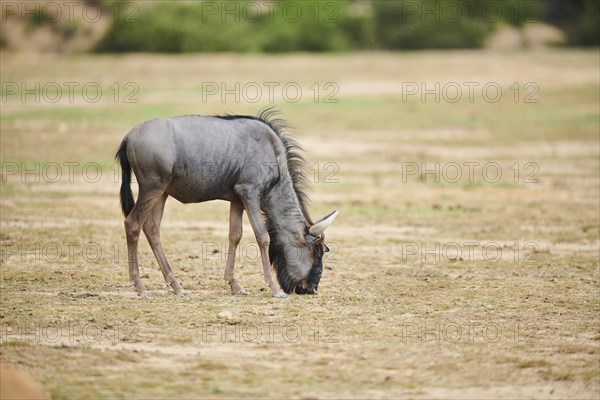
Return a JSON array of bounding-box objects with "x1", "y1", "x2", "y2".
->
[{"x1": 295, "y1": 246, "x2": 323, "y2": 295}]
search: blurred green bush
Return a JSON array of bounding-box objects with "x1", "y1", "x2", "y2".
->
[
  {"x1": 94, "y1": 0, "x2": 597, "y2": 53},
  {"x1": 565, "y1": 0, "x2": 600, "y2": 47},
  {"x1": 96, "y1": 0, "x2": 367, "y2": 53},
  {"x1": 372, "y1": 0, "x2": 492, "y2": 50}
]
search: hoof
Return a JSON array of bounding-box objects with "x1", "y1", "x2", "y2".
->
[
  {"x1": 273, "y1": 292, "x2": 288, "y2": 299},
  {"x1": 176, "y1": 290, "x2": 189, "y2": 296},
  {"x1": 237, "y1": 289, "x2": 249, "y2": 296},
  {"x1": 138, "y1": 290, "x2": 151, "y2": 297}
]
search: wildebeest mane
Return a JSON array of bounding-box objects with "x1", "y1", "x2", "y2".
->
[{"x1": 215, "y1": 108, "x2": 312, "y2": 223}]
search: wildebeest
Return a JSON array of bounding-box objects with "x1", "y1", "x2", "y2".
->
[{"x1": 116, "y1": 108, "x2": 337, "y2": 298}]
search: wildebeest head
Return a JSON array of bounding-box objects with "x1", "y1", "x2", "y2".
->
[{"x1": 270, "y1": 210, "x2": 338, "y2": 295}]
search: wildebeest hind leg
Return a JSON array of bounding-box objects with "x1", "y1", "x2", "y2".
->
[
  {"x1": 124, "y1": 188, "x2": 167, "y2": 296},
  {"x1": 142, "y1": 193, "x2": 186, "y2": 295}
]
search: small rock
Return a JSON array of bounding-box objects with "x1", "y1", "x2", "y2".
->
[{"x1": 217, "y1": 311, "x2": 239, "y2": 324}]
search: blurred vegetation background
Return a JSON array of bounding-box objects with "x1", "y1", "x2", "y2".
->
[{"x1": 1, "y1": 0, "x2": 598, "y2": 53}]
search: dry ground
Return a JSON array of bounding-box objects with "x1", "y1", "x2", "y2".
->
[{"x1": 1, "y1": 50, "x2": 599, "y2": 399}]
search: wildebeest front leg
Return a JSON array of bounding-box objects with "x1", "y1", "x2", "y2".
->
[
  {"x1": 236, "y1": 189, "x2": 287, "y2": 298},
  {"x1": 224, "y1": 202, "x2": 248, "y2": 295},
  {"x1": 143, "y1": 193, "x2": 186, "y2": 295}
]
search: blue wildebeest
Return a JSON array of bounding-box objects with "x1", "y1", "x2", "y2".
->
[{"x1": 116, "y1": 109, "x2": 338, "y2": 298}]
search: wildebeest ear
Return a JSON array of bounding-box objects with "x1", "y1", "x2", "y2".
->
[
  {"x1": 324, "y1": 244, "x2": 330, "y2": 252},
  {"x1": 305, "y1": 234, "x2": 318, "y2": 244}
]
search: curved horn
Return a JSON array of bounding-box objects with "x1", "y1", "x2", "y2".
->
[{"x1": 309, "y1": 210, "x2": 338, "y2": 237}]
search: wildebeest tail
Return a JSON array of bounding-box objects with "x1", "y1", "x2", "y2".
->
[{"x1": 116, "y1": 140, "x2": 135, "y2": 217}]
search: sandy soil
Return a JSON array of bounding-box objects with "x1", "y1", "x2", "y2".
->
[{"x1": 1, "y1": 50, "x2": 599, "y2": 399}]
